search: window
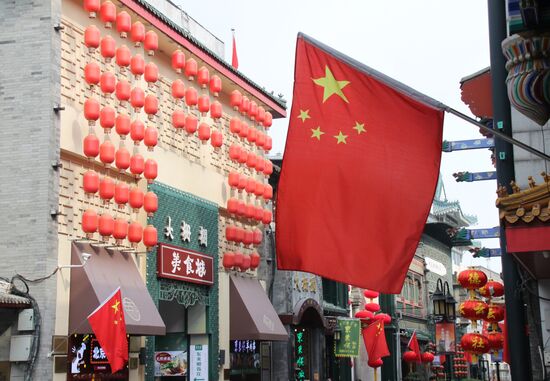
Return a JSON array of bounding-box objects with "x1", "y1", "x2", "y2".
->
[
  {"x1": 397, "y1": 274, "x2": 424, "y2": 318},
  {"x1": 322, "y1": 278, "x2": 348, "y2": 309}
]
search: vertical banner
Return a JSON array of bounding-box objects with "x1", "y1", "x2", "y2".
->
[
  {"x1": 334, "y1": 318, "x2": 361, "y2": 357},
  {"x1": 190, "y1": 344, "x2": 208, "y2": 381},
  {"x1": 435, "y1": 322, "x2": 456, "y2": 354}
]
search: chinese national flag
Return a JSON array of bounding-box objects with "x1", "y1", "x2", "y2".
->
[
  {"x1": 231, "y1": 35, "x2": 239, "y2": 70},
  {"x1": 362, "y1": 321, "x2": 390, "y2": 360},
  {"x1": 276, "y1": 33, "x2": 444, "y2": 293},
  {"x1": 408, "y1": 331, "x2": 422, "y2": 363},
  {"x1": 87, "y1": 288, "x2": 128, "y2": 373}
]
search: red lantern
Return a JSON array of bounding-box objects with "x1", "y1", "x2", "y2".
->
[
  {"x1": 131, "y1": 21, "x2": 145, "y2": 47},
  {"x1": 83, "y1": 134, "x2": 99, "y2": 159},
  {"x1": 144, "y1": 62, "x2": 158, "y2": 86},
  {"x1": 235, "y1": 227, "x2": 245, "y2": 243},
  {"x1": 130, "y1": 54, "x2": 145, "y2": 79},
  {"x1": 223, "y1": 252, "x2": 235, "y2": 269},
  {"x1": 229, "y1": 117, "x2": 241, "y2": 135},
  {"x1": 143, "y1": 225, "x2": 157, "y2": 249},
  {"x1": 100, "y1": 106, "x2": 115, "y2": 133},
  {"x1": 115, "y1": 79, "x2": 131, "y2": 105},
  {"x1": 246, "y1": 153, "x2": 256, "y2": 169},
  {"x1": 82, "y1": 170, "x2": 99, "y2": 194},
  {"x1": 144, "y1": 31, "x2": 158, "y2": 56},
  {"x1": 84, "y1": 62, "x2": 100, "y2": 87},
  {"x1": 461, "y1": 333, "x2": 489, "y2": 361},
  {"x1": 144, "y1": 127, "x2": 158, "y2": 151},
  {"x1": 255, "y1": 159, "x2": 266, "y2": 174},
  {"x1": 234, "y1": 252, "x2": 244, "y2": 268},
  {"x1": 486, "y1": 332, "x2": 504, "y2": 352},
  {"x1": 211, "y1": 130, "x2": 223, "y2": 149},
  {"x1": 365, "y1": 302, "x2": 381, "y2": 313},
  {"x1": 245, "y1": 178, "x2": 256, "y2": 195},
  {"x1": 248, "y1": 101, "x2": 258, "y2": 121},
  {"x1": 403, "y1": 351, "x2": 419, "y2": 363},
  {"x1": 116, "y1": 11, "x2": 131, "y2": 38},
  {"x1": 248, "y1": 252, "x2": 259, "y2": 269},
  {"x1": 98, "y1": 213, "x2": 114, "y2": 239},
  {"x1": 355, "y1": 310, "x2": 374, "y2": 321},
  {"x1": 247, "y1": 127, "x2": 257, "y2": 143},
  {"x1": 82, "y1": 209, "x2": 98, "y2": 237},
  {"x1": 171, "y1": 50, "x2": 185, "y2": 73},
  {"x1": 237, "y1": 149, "x2": 248, "y2": 165},
  {"x1": 254, "y1": 182, "x2": 264, "y2": 197},
  {"x1": 144, "y1": 94, "x2": 158, "y2": 119},
  {"x1": 237, "y1": 175, "x2": 247, "y2": 191},
  {"x1": 421, "y1": 352, "x2": 435, "y2": 363},
  {"x1": 128, "y1": 221, "x2": 143, "y2": 246},
  {"x1": 99, "y1": 140, "x2": 115, "y2": 165},
  {"x1": 209, "y1": 75, "x2": 222, "y2": 97},
  {"x1": 240, "y1": 96, "x2": 250, "y2": 115},
  {"x1": 229, "y1": 144, "x2": 241, "y2": 161},
  {"x1": 100, "y1": 36, "x2": 117, "y2": 62},
  {"x1": 364, "y1": 290, "x2": 380, "y2": 300},
  {"x1": 84, "y1": 0, "x2": 100, "y2": 18},
  {"x1": 130, "y1": 119, "x2": 145, "y2": 144},
  {"x1": 172, "y1": 110, "x2": 186, "y2": 131},
  {"x1": 198, "y1": 123, "x2": 210, "y2": 142},
  {"x1": 84, "y1": 25, "x2": 100, "y2": 52},
  {"x1": 144, "y1": 159, "x2": 157, "y2": 183},
  {"x1": 130, "y1": 153, "x2": 144, "y2": 177},
  {"x1": 257, "y1": 107, "x2": 266, "y2": 124},
  {"x1": 458, "y1": 269, "x2": 488, "y2": 295},
  {"x1": 185, "y1": 87, "x2": 198, "y2": 107},
  {"x1": 114, "y1": 182, "x2": 129, "y2": 207},
  {"x1": 263, "y1": 112, "x2": 273, "y2": 128},
  {"x1": 228, "y1": 172, "x2": 240, "y2": 188},
  {"x1": 100, "y1": 71, "x2": 116, "y2": 96},
  {"x1": 256, "y1": 131, "x2": 266, "y2": 149},
  {"x1": 209, "y1": 102, "x2": 223, "y2": 121},
  {"x1": 253, "y1": 229, "x2": 262, "y2": 245},
  {"x1": 185, "y1": 58, "x2": 198, "y2": 80},
  {"x1": 459, "y1": 299, "x2": 489, "y2": 323},
  {"x1": 225, "y1": 225, "x2": 237, "y2": 241},
  {"x1": 113, "y1": 218, "x2": 128, "y2": 243},
  {"x1": 84, "y1": 98, "x2": 100, "y2": 125},
  {"x1": 368, "y1": 358, "x2": 383, "y2": 368},
  {"x1": 115, "y1": 45, "x2": 131, "y2": 70},
  {"x1": 172, "y1": 80, "x2": 185, "y2": 101},
  {"x1": 185, "y1": 115, "x2": 198, "y2": 134},
  {"x1": 485, "y1": 304, "x2": 505, "y2": 328},
  {"x1": 115, "y1": 146, "x2": 130, "y2": 171},
  {"x1": 264, "y1": 136, "x2": 273, "y2": 152},
  {"x1": 198, "y1": 94, "x2": 210, "y2": 114},
  {"x1": 240, "y1": 255, "x2": 251, "y2": 272},
  {"x1": 243, "y1": 229, "x2": 253, "y2": 245},
  {"x1": 263, "y1": 184, "x2": 273, "y2": 201},
  {"x1": 262, "y1": 209, "x2": 272, "y2": 225},
  {"x1": 263, "y1": 160, "x2": 273, "y2": 176},
  {"x1": 230, "y1": 90, "x2": 242, "y2": 110},
  {"x1": 237, "y1": 201, "x2": 246, "y2": 217},
  {"x1": 239, "y1": 122, "x2": 249, "y2": 139},
  {"x1": 99, "y1": 1, "x2": 116, "y2": 28},
  {"x1": 478, "y1": 280, "x2": 504, "y2": 299},
  {"x1": 227, "y1": 198, "x2": 239, "y2": 214},
  {"x1": 197, "y1": 66, "x2": 209, "y2": 88},
  {"x1": 253, "y1": 206, "x2": 264, "y2": 222},
  {"x1": 130, "y1": 87, "x2": 145, "y2": 111},
  {"x1": 99, "y1": 177, "x2": 115, "y2": 202},
  {"x1": 129, "y1": 186, "x2": 144, "y2": 210}
]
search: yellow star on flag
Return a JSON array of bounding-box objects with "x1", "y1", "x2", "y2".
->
[
  {"x1": 298, "y1": 109, "x2": 311, "y2": 122},
  {"x1": 353, "y1": 121, "x2": 366, "y2": 134},
  {"x1": 111, "y1": 299, "x2": 120, "y2": 314},
  {"x1": 311, "y1": 127, "x2": 324, "y2": 140},
  {"x1": 334, "y1": 131, "x2": 348, "y2": 144},
  {"x1": 313, "y1": 66, "x2": 350, "y2": 103}
]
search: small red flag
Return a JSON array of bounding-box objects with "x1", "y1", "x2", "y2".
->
[
  {"x1": 362, "y1": 321, "x2": 390, "y2": 361},
  {"x1": 231, "y1": 34, "x2": 239, "y2": 70},
  {"x1": 276, "y1": 33, "x2": 444, "y2": 293},
  {"x1": 87, "y1": 288, "x2": 128, "y2": 373},
  {"x1": 408, "y1": 331, "x2": 422, "y2": 363}
]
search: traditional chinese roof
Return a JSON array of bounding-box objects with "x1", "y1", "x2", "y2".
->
[
  {"x1": 429, "y1": 177, "x2": 477, "y2": 228},
  {"x1": 496, "y1": 172, "x2": 550, "y2": 224}
]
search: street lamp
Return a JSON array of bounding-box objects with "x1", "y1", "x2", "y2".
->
[{"x1": 432, "y1": 278, "x2": 457, "y2": 381}]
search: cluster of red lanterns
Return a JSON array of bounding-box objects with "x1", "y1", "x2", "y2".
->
[
  {"x1": 228, "y1": 143, "x2": 273, "y2": 177},
  {"x1": 453, "y1": 347, "x2": 468, "y2": 379},
  {"x1": 81, "y1": 1, "x2": 161, "y2": 250}
]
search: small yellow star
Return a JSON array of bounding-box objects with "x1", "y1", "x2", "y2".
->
[
  {"x1": 298, "y1": 109, "x2": 311, "y2": 122},
  {"x1": 313, "y1": 66, "x2": 350, "y2": 103},
  {"x1": 334, "y1": 131, "x2": 348, "y2": 144},
  {"x1": 111, "y1": 299, "x2": 120, "y2": 314},
  {"x1": 353, "y1": 122, "x2": 366, "y2": 134},
  {"x1": 311, "y1": 127, "x2": 324, "y2": 140}
]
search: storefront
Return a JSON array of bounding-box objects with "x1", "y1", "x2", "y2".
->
[{"x1": 146, "y1": 183, "x2": 219, "y2": 381}]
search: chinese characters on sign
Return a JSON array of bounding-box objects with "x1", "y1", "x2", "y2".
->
[
  {"x1": 294, "y1": 328, "x2": 310, "y2": 380},
  {"x1": 163, "y1": 215, "x2": 208, "y2": 246},
  {"x1": 334, "y1": 318, "x2": 361, "y2": 357},
  {"x1": 232, "y1": 340, "x2": 257, "y2": 354},
  {"x1": 293, "y1": 273, "x2": 318, "y2": 293},
  {"x1": 157, "y1": 243, "x2": 214, "y2": 286},
  {"x1": 190, "y1": 344, "x2": 208, "y2": 381}
]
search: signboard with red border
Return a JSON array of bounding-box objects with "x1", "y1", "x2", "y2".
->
[{"x1": 157, "y1": 243, "x2": 214, "y2": 286}]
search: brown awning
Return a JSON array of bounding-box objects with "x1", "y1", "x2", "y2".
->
[
  {"x1": 69, "y1": 242, "x2": 165, "y2": 336},
  {"x1": 230, "y1": 275, "x2": 288, "y2": 341}
]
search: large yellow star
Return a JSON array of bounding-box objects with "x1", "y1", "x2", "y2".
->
[
  {"x1": 298, "y1": 109, "x2": 311, "y2": 122},
  {"x1": 111, "y1": 299, "x2": 120, "y2": 314},
  {"x1": 313, "y1": 66, "x2": 350, "y2": 103},
  {"x1": 311, "y1": 127, "x2": 324, "y2": 140},
  {"x1": 353, "y1": 121, "x2": 366, "y2": 134},
  {"x1": 334, "y1": 131, "x2": 348, "y2": 144}
]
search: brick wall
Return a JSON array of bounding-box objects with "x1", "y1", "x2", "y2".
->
[{"x1": 0, "y1": 0, "x2": 62, "y2": 379}]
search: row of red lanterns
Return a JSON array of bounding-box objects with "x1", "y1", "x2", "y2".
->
[
  {"x1": 228, "y1": 173, "x2": 273, "y2": 201},
  {"x1": 84, "y1": 95, "x2": 159, "y2": 128},
  {"x1": 225, "y1": 225, "x2": 263, "y2": 246},
  {"x1": 403, "y1": 351, "x2": 434, "y2": 364},
  {"x1": 171, "y1": 50, "x2": 222, "y2": 96},
  {"x1": 230, "y1": 90, "x2": 273, "y2": 128},
  {"x1": 229, "y1": 119, "x2": 272, "y2": 152},
  {"x1": 229, "y1": 145, "x2": 273, "y2": 177},
  {"x1": 222, "y1": 250, "x2": 260, "y2": 272},
  {"x1": 84, "y1": 61, "x2": 158, "y2": 95},
  {"x1": 84, "y1": 26, "x2": 157, "y2": 63}
]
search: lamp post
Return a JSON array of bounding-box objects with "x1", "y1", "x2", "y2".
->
[{"x1": 432, "y1": 278, "x2": 456, "y2": 381}]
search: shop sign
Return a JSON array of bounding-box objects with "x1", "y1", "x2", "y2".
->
[
  {"x1": 435, "y1": 322, "x2": 456, "y2": 354},
  {"x1": 425, "y1": 257, "x2": 447, "y2": 276},
  {"x1": 154, "y1": 351, "x2": 187, "y2": 376},
  {"x1": 157, "y1": 243, "x2": 213, "y2": 286},
  {"x1": 67, "y1": 334, "x2": 129, "y2": 379},
  {"x1": 334, "y1": 318, "x2": 361, "y2": 357},
  {"x1": 189, "y1": 344, "x2": 208, "y2": 381},
  {"x1": 230, "y1": 340, "x2": 260, "y2": 370},
  {"x1": 294, "y1": 327, "x2": 310, "y2": 380}
]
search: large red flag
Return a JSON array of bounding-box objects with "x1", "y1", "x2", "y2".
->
[
  {"x1": 276, "y1": 33, "x2": 444, "y2": 293},
  {"x1": 362, "y1": 321, "x2": 390, "y2": 360},
  {"x1": 408, "y1": 331, "x2": 422, "y2": 363},
  {"x1": 231, "y1": 34, "x2": 239, "y2": 70},
  {"x1": 87, "y1": 288, "x2": 128, "y2": 373}
]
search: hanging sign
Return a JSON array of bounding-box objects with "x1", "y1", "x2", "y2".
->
[
  {"x1": 334, "y1": 318, "x2": 361, "y2": 357},
  {"x1": 157, "y1": 243, "x2": 214, "y2": 286}
]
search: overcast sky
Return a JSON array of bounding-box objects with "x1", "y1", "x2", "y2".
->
[{"x1": 177, "y1": 0, "x2": 502, "y2": 272}]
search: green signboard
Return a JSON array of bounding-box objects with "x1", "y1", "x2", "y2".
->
[{"x1": 334, "y1": 318, "x2": 361, "y2": 357}]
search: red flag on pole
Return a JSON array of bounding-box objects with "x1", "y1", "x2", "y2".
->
[
  {"x1": 231, "y1": 32, "x2": 239, "y2": 70},
  {"x1": 408, "y1": 331, "x2": 422, "y2": 363},
  {"x1": 275, "y1": 33, "x2": 444, "y2": 293},
  {"x1": 87, "y1": 288, "x2": 128, "y2": 373},
  {"x1": 362, "y1": 321, "x2": 390, "y2": 360}
]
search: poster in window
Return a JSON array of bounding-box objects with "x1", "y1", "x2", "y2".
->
[
  {"x1": 154, "y1": 351, "x2": 188, "y2": 376},
  {"x1": 189, "y1": 344, "x2": 208, "y2": 381},
  {"x1": 435, "y1": 322, "x2": 456, "y2": 354}
]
